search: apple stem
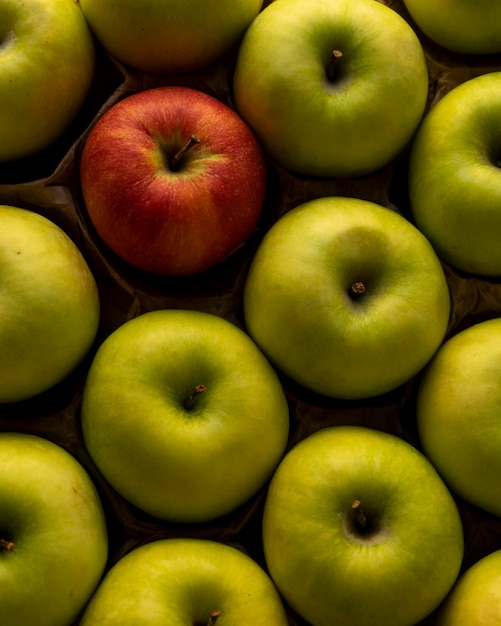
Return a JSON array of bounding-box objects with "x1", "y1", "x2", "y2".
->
[
  {"x1": 184, "y1": 384, "x2": 207, "y2": 410},
  {"x1": 326, "y1": 49, "x2": 343, "y2": 82},
  {"x1": 207, "y1": 610, "x2": 221, "y2": 625},
  {"x1": 350, "y1": 281, "x2": 366, "y2": 296},
  {"x1": 0, "y1": 539, "x2": 14, "y2": 552},
  {"x1": 171, "y1": 134, "x2": 200, "y2": 171},
  {"x1": 351, "y1": 499, "x2": 367, "y2": 529}
]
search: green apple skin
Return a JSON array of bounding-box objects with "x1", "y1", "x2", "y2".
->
[
  {"x1": 0, "y1": 432, "x2": 108, "y2": 626},
  {"x1": 79, "y1": 0, "x2": 263, "y2": 75},
  {"x1": 233, "y1": 0, "x2": 428, "y2": 178},
  {"x1": 80, "y1": 538, "x2": 289, "y2": 625},
  {"x1": 0, "y1": 0, "x2": 95, "y2": 162},
  {"x1": 402, "y1": 0, "x2": 501, "y2": 54},
  {"x1": 0, "y1": 205, "x2": 100, "y2": 404},
  {"x1": 243, "y1": 196, "x2": 451, "y2": 400},
  {"x1": 80, "y1": 86, "x2": 267, "y2": 276},
  {"x1": 416, "y1": 317, "x2": 501, "y2": 517},
  {"x1": 409, "y1": 72, "x2": 501, "y2": 278},
  {"x1": 262, "y1": 425, "x2": 464, "y2": 626},
  {"x1": 437, "y1": 550, "x2": 501, "y2": 625},
  {"x1": 81, "y1": 309, "x2": 290, "y2": 523}
]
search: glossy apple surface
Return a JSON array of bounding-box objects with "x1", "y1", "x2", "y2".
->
[
  {"x1": 0, "y1": 205, "x2": 100, "y2": 404},
  {"x1": 79, "y1": 0, "x2": 263, "y2": 74},
  {"x1": 243, "y1": 196, "x2": 451, "y2": 400},
  {"x1": 80, "y1": 86, "x2": 267, "y2": 276},
  {"x1": 416, "y1": 317, "x2": 501, "y2": 517},
  {"x1": 437, "y1": 550, "x2": 501, "y2": 625},
  {"x1": 409, "y1": 72, "x2": 501, "y2": 277},
  {"x1": 81, "y1": 309, "x2": 290, "y2": 523},
  {"x1": 233, "y1": 0, "x2": 428, "y2": 177},
  {"x1": 0, "y1": 432, "x2": 108, "y2": 626},
  {"x1": 262, "y1": 425, "x2": 464, "y2": 626},
  {"x1": 80, "y1": 538, "x2": 289, "y2": 625},
  {"x1": 402, "y1": 0, "x2": 501, "y2": 54},
  {"x1": 0, "y1": 0, "x2": 95, "y2": 162}
]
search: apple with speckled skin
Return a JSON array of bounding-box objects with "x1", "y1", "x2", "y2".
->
[
  {"x1": 80, "y1": 538, "x2": 289, "y2": 625},
  {"x1": 0, "y1": 432, "x2": 108, "y2": 626},
  {"x1": 409, "y1": 72, "x2": 501, "y2": 277},
  {"x1": 233, "y1": 0, "x2": 428, "y2": 177},
  {"x1": 80, "y1": 86, "x2": 266, "y2": 276},
  {"x1": 243, "y1": 196, "x2": 451, "y2": 400},
  {"x1": 0, "y1": 0, "x2": 95, "y2": 162},
  {"x1": 81, "y1": 309, "x2": 289, "y2": 523},
  {"x1": 417, "y1": 317, "x2": 501, "y2": 517},
  {"x1": 79, "y1": 0, "x2": 263, "y2": 74},
  {"x1": 262, "y1": 425, "x2": 464, "y2": 626},
  {"x1": 437, "y1": 549, "x2": 501, "y2": 625},
  {"x1": 0, "y1": 205, "x2": 100, "y2": 404},
  {"x1": 402, "y1": 0, "x2": 501, "y2": 54}
]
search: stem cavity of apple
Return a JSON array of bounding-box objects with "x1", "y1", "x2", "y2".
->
[
  {"x1": 326, "y1": 49, "x2": 343, "y2": 82},
  {"x1": 184, "y1": 384, "x2": 207, "y2": 410},
  {"x1": 345, "y1": 499, "x2": 380, "y2": 540},
  {"x1": 170, "y1": 134, "x2": 200, "y2": 172},
  {"x1": 0, "y1": 538, "x2": 14, "y2": 552},
  {"x1": 351, "y1": 499, "x2": 367, "y2": 528}
]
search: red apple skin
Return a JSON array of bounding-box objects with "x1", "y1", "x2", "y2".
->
[{"x1": 79, "y1": 86, "x2": 267, "y2": 276}]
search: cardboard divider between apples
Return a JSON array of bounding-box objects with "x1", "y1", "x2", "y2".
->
[{"x1": 2, "y1": 1, "x2": 501, "y2": 624}]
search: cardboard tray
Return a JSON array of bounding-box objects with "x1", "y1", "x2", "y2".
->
[{"x1": 1, "y1": 1, "x2": 501, "y2": 623}]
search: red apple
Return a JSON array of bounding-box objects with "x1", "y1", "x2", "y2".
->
[{"x1": 79, "y1": 86, "x2": 267, "y2": 276}]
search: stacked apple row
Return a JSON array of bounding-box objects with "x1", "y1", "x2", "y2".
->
[
  {"x1": 3, "y1": 185, "x2": 501, "y2": 626},
  {"x1": 2, "y1": 0, "x2": 501, "y2": 626}
]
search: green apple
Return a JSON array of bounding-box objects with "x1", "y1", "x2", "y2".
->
[
  {"x1": 81, "y1": 309, "x2": 290, "y2": 523},
  {"x1": 0, "y1": 432, "x2": 108, "y2": 626},
  {"x1": 0, "y1": 205, "x2": 100, "y2": 404},
  {"x1": 416, "y1": 317, "x2": 501, "y2": 517},
  {"x1": 79, "y1": 0, "x2": 263, "y2": 75},
  {"x1": 0, "y1": 0, "x2": 95, "y2": 162},
  {"x1": 233, "y1": 0, "x2": 428, "y2": 177},
  {"x1": 243, "y1": 196, "x2": 451, "y2": 400},
  {"x1": 409, "y1": 71, "x2": 501, "y2": 277},
  {"x1": 437, "y1": 549, "x2": 501, "y2": 625},
  {"x1": 262, "y1": 425, "x2": 464, "y2": 626},
  {"x1": 402, "y1": 0, "x2": 501, "y2": 54},
  {"x1": 80, "y1": 538, "x2": 289, "y2": 625}
]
